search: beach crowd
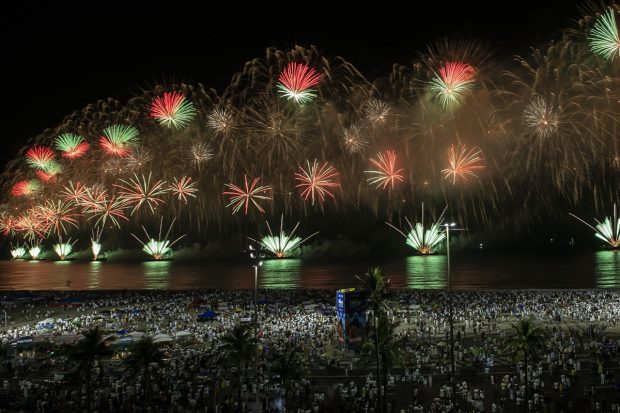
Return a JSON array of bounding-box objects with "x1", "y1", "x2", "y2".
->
[{"x1": 1, "y1": 289, "x2": 620, "y2": 412}]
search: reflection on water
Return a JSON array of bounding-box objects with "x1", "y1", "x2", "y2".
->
[
  {"x1": 143, "y1": 261, "x2": 171, "y2": 289},
  {"x1": 0, "y1": 251, "x2": 618, "y2": 290},
  {"x1": 405, "y1": 255, "x2": 447, "y2": 289},
  {"x1": 595, "y1": 250, "x2": 620, "y2": 288},
  {"x1": 260, "y1": 259, "x2": 301, "y2": 289},
  {"x1": 88, "y1": 261, "x2": 102, "y2": 289}
]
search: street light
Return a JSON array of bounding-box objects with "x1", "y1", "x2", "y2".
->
[
  {"x1": 249, "y1": 245, "x2": 264, "y2": 337},
  {"x1": 443, "y1": 222, "x2": 460, "y2": 403}
]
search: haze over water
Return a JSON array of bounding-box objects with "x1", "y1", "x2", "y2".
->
[{"x1": 0, "y1": 250, "x2": 618, "y2": 291}]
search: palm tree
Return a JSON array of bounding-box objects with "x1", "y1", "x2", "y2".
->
[
  {"x1": 360, "y1": 312, "x2": 404, "y2": 413},
  {"x1": 271, "y1": 345, "x2": 306, "y2": 412},
  {"x1": 356, "y1": 266, "x2": 391, "y2": 413},
  {"x1": 123, "y1": 337, "x2": 166, "y2": 407},
  {"x1": 504, "y1": 318, "x2": 546, "y2": 412},
  {"x1": 70, "y1": 326, "x2": 112, "y2": 412},
  {"x1": 219, "y1": 324, "x2": 258, "y2": 412}
]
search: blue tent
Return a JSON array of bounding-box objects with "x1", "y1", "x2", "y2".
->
[
  {"x1": 10, "y1": 337, "x2": 34, "y2": 347},
  {"x1": 116, "y1": 329, "x2": 129, "y2": 336},
  {"x1": 197, "y1": 309, "x2": 218, "y2": 320}
]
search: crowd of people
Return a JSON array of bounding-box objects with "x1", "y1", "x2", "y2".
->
[{"x1": 0, "y1": 288, "x2": 619, "y2": 412}]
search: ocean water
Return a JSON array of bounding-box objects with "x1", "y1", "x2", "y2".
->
[{"x1": 0, "y1": 250, "x2": 618, "y2": 290}]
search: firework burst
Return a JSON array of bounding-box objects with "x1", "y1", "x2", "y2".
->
[
  {"x1": 249, "y1": 215, "x2": 318, "y2": 258},
  {"x1": 55, "y1": 133, "x2": 89, "y2": 159},
  {"x1": 570, "y1": 204, "x2": 620, "y2": 248},
  {"x1": 10, "y1": 246, "x2": 26, "y2": 259},
  {"x1": 25, "y1": 146, "x2": 55, "y2": 170},
  {"x1": 364, "y1": 150, "x2": 405, "y2": 190},
  {"x1": 206, "y1": 107, "x2": 235, "y2": 135},
  {"x1": 0, "y1": 214, "x2": 17, "y2": 236},
  {"x1": 132, "y1": 217, "x2": 186, "y2": 260},
  {"x1": 589, "y1": 8, "x2": 620, "y2": 60},
  {"x1": 61, "y1": 181, "x2": 88, "y2": 205},
  {"x1": 126, "y1": 147, "x2": 152, "y2": 170},
  {"x1": 342, "y1": 124, "x2": 368, "y2": 154},
  {"x1": 429, "y1": 62, "x2": 475, "y2": 109},
  {"x1": 386, "y1": 206, "x2": 448, "y2": 254},
  {"x1": 99, "y1": 125, "x2": 140, "y2": 157},
  {"x1": 277, "y1": 62, "x2": 321, "y2": 104},
  {"x1": 28, "y1": 244, "x2": 42, "y2": 260},
  {"x1": 86, "y1": 195, "x2": 129, "y2": 229},
  {"x1": 441, "y1": 144, "x2": 485, "y2": 184},
  {"x1": 524, "y1": 95, "x2": 560, "y2": 138},
  {"x1": 150, "y1": 92, "x2": 197, "y2": 129},
  {"x1": 37, "y1": 200, "x2": 79, "y2": 237},
  {"x1": 115, "y1": 172, "x2": 168, "y2": 215},
  {"x1": 364, "y1": 99, "x2": 391, "y2": 124},
  {"x1": 170, "y1": 176, "x2": 198, "y2": 203},
  {"x1": 223, "y1": 176, "x2": 272, "y2": 215},
  {"x1": 53, "y1": 238, "x2": 76, "y2": 260},
  {"x1": 11, "y1": 180, "x2": 42, "y2": 197},
  {"x1": 189, "y1": 142, "x2": 214, "y2": 166},
  {"x1": 295, "y1": 160, "x2": 339, "y2": 205},
  {"x1": 15, "y1": 209, "x2": 47, "y2": 241},
  {"x1": 91, "y1": 227, "x2": 103, "y2": 260}
]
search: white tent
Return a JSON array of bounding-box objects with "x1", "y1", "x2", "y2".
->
[
  {"x1": 152, "y1": 334, "x2": 173, "y2": 344},
  {"x1": 128, "y1": 331, "x2": 146, "y2": 338},
  {"x1": 174, "y1": 331, "x2": 192, "y2": 338}
]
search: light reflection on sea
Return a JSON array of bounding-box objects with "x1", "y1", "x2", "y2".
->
[{"x1": 0, "y1": 251, "x2": 617, "y2": 290}]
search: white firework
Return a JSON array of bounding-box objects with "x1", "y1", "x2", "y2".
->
[
  {"x1": 126, "y1": 147, "x2": 152, "y2": 170},
  {"x1": 342, "y1": 124, "x2": 368, "y2": 154},
  {"x1": 206, "y1": 107, "x2": 234, "y2": 135},
  {"x1": 364, "y1": 99, "x2": 391, "y2": 124},
  {"x1": 524, "y1": 95, "x2": 559, "y2": 138},
  {"x1": 189, "y1": 142, "x2": 214, "y2": 166}
]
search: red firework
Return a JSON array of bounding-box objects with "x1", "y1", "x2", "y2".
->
[
  {"x1": 15, "y1": 208, "x2": 47, "y2": 240},
  {"x1": 223, "y1": 176, "x2": 272, "y2": 215},
  {"x1": 0, "y1": 215, "x2": 17, "y2": 236},
  {"x1": 115, "y1": 173, "x2": 168, "y2": 215},
  {"x1": 25, "y1": 146, "x2": 55, "y2": 170},
  {"x1": 169, "y1": 176, "x2": 198, "y2": 204},
  {"x1": 294, "y1": 160, "x2": 340, "y2": 205},
  {"x1": 277, "y1": 62, "x2": 321, "y2": 102},
  {"x1": 441, "y1": 144, "x2": 485, "y2": 184},
  {"x1": 63, "y1": 142, "x2": 89, "y2": 159},
  {"x1": 35, "y1": 170, "x2": 57, "y2": 183},
  {"x1": 364, "y1": 150, "x2": 405, "y2": 190},
  {"x1": 11, "y1": 180, "x2": 42, "y2": 197},
  {"x1": 86, "y1": 195, "x2": 129, "y2": 229},
  {"x1": 79, "y1": 186, "x2": 110, "y2": 214},
  {"x1": 37, "y1": 200, "x2": 79, "y2": 237},
  {"x1": 61, "y1": 181, "x2": 88, "y2": 205}
]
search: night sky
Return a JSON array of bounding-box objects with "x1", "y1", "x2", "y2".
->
[{"x1": 2, "y1": 0, "x2": 579, "y2": 170}]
